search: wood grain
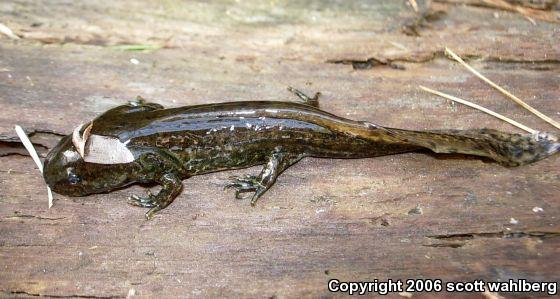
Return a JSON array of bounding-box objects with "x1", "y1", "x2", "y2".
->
[{"x1": 1, "y1": 0, "x2": 559, "y2": 298}]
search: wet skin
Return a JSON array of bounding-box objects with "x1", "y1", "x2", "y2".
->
[{"x1": 43, "y1": 89, "x2": 560, "y2": 219}]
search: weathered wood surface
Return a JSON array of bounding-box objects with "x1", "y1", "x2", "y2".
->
[{"x1": 1, "y1": 1, "x2": 559, "y2": 298}]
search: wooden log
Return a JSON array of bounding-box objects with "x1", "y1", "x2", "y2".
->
[{"x1": 0, "y1": 0, "x2": 558, "y2": 297}]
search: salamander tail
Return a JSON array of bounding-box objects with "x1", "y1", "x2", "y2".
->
[{"x1": 383, "y1": 128, "x2": 560, "y2": 166}]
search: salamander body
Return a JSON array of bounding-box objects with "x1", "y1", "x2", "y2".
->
[{"x1": 43, "y1": 90, "x2": 560, "y2": 218}]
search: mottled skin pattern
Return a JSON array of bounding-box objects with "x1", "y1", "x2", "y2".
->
[{"x1": 43, "y1": 90, "x2": 560, "y2": 219}]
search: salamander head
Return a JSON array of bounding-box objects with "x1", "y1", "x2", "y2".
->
[{"x1": 43, "y1": 135, "x2": 136, "y2": 196}]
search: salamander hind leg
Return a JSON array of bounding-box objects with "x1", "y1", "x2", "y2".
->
[
  {"x1": 225, "y1": 174, "x2": 261, "y2": 200},
  {"x1": 127, "y1": 190, "x2": 157, "y2": 208},
  {"x1": 225, "y1": 151, "x2": 302, "y2": 206},
  {"x1": 287, "y1": 86, "x2": 321, "y2": 108}
]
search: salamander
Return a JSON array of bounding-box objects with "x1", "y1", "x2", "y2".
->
[{"x1": 43, "y1": 89, "x2": 560, "y2": 219}]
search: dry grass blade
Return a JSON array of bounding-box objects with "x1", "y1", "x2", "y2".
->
[
  {"x1": 445, "y1": 47, "x2": 560, "y2": 130},
  {"x1": 14, "y1": 125, "x2": 54, "y2": 208},
  {"x1": 0, "y1": 23, "x2": 20, "y2": 39},
  {"x1": 436, "y1": 0, "x2": 559, "y2": 24},
  {"x1": 482, "y1": 0, "x2": 559, "y2": 24},
  {"x1": 408, "y1": 0, "x2": 419, "y2": 12},
  {"x1": 419, "y1": 85, "x2": 537, "y2": 134},
  {"x1": 483, "y1": 0, "x2": 536, "y2": 24},
  {"x1": 14, "y1": 126, "x2": 44, "y2": 172}
]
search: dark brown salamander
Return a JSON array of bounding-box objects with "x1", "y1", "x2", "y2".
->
[{"x1": 43, "y1": 89, "x2": 560, "y2": 219}]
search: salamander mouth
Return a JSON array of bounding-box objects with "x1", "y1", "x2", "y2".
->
[{"x1": 46, "y1": 180, "x2": 91, "y2": 197}]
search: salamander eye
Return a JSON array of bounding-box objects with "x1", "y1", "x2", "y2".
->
[{"x1": 68, "y1": 173, "x2": 82, "y2": 185}]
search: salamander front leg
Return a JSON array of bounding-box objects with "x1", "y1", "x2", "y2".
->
[
  {"x1": 93, "y1": 97, "x2": 164, "y2": 125},
  {"x1": 225, "y1": 152, "x2": 301, "y2": 206},
  {"x1": 127, "y1": 173, "x2": 183, "y2": 220},
  {"x1": 287, "y1": 86, "x2": 321, "y2": 108},
  {"x1": 128, "y1": 96, "x2": 165, "y2": 112}
]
